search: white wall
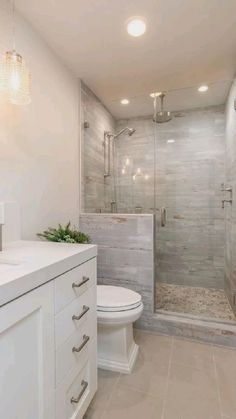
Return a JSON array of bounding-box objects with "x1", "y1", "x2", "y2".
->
[{"x1": 0, "y1": 1, "x2": 80, "y2": 239}]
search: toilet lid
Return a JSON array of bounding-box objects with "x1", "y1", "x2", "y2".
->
[{"x1": 97, "y1": 285, "x2": 142, "y2": 312}]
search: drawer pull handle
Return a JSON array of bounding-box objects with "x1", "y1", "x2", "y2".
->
[
  {"x1": 72, "y1": 276, "x2": 90, "y2": 288},
  {"x1": 72, "y1": 335, "x2": 90, "y2": 353},
  {"x1": 72, "y1": 305, "x2": 89, "y2": 321},
  {"x1": 71, "y1": 380, "x2": 88, "y2": 404}
]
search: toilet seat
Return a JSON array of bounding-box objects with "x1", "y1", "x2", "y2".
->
[{"x1": 97, "y1": 285, "x2": 142, "y2": 312}]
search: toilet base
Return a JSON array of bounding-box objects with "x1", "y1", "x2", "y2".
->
[{"x1": 98, "y1": 322, "x2": 139, "y2": 374}]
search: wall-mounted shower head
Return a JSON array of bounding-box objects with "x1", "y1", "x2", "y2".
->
[
  {"x1": 113, "y1": 127, "x2": 136, "y2": 139},
  {"x1": 127, "y1": 127, "x2": 136, "y2": 136},
  {"x1": 153, "y1": 92, "x2": 172, "y2": 123}
]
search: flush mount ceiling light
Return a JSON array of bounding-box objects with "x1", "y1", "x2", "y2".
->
[
  {"x1": 0, "y1": 0, "x2": 31, "y2": 105},
  {"x1": 126, "y1": 17, "x2": 146, "y2": 37},
  {"x1": 150, "y1": 92, "x2": 162, "y2": 98},
  {"x1": 198, "y1": 85, "x2": 208, "y2": 93},
  {"x1": 121, "y1": 98, "x2": 130, "y2": 105}
]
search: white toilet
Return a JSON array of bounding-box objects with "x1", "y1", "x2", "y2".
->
[{"x1": 97, "y1": 285, "x2": 143, "y2": 374}]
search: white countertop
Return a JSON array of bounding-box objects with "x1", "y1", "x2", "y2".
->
[{"x1": 0, "y1": 240, "x2": 97, "y2": 307}]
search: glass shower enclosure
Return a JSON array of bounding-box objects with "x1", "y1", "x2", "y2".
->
[{"x1": 81, "y1": 79, "x2": 235, "y2": 324}]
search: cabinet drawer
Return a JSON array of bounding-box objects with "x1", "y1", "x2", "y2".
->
[
  {"x1": 55, "y1": 258, "x2": 96, "y2": 314},
  {"x1": 55, "y1": 286, "x2": 97, "y2": 349},
  {"x1": 56, "y1": 339, "x2": 97, "y2": 419},
  {"x1": 56, "y1": 317, "x2": 96, "y2": 386}
]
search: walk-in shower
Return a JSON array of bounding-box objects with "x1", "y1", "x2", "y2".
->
[{"x1": 81, "y1": 79, "x2": 236, "y2": 327}]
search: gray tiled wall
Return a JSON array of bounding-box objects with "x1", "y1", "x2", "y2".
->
[
  {"x1": 81, "y1": 82, "x2": 225, "y2": 291},
  {"x1": 79, "y1": 213, "x2": 154, "y2": 328},
  {"x1": 81, "y1": 82, "x2": 115, "y2": 213},
  {"x1": 225, "y1": 80, "x2": 236, "y2": 314},
  {"x1": 116, "y1": 107, "x2": 225, "y2": 290}
]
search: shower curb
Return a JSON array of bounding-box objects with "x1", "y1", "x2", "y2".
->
[{"x1": 138, "y1": 311, "x2": 236, "y2": 348}]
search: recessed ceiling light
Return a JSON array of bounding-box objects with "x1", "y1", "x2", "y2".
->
[
  {"x1": 150, "y1": 92, "x2": 162, "y2": 98},
  {"x1": 167, "y1": 139, "x2": 175, "y2": 143},
  {"x1": 127, "y1": 17, "x2": 146, "y2": 37},
  {"x1": 121, "y1": 98, "x2": 130, "y2": 105},
  {"x1": 198, "y1": 85, "x2": 208, "y2": 92}
]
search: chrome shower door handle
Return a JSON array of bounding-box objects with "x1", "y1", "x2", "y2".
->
[{"x1": 161, "y1": 207, "x2": 167, "y2": 227}]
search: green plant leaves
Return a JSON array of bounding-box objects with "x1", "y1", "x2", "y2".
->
[{"x1": 37, "y1": 222, "x2": 90, "y2": 244}]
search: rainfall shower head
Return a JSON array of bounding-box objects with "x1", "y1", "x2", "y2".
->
[{"x1": 153, "y1": 93, "x2": 172, "y2": 123}]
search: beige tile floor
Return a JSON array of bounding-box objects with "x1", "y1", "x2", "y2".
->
[{"x1": 84, "y1": 330, "x2": 236, "y2": 419}]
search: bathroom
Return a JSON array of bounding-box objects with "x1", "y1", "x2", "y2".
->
[{"x1": 1, "y1": 1, "x2": 236, "y2": 418}]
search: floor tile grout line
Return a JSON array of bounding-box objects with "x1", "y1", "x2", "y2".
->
[
  {"x1": 160, "y1": 335, "x2": 174, "y2": 419},
  {"x1": 170, "y1": 359, "x2": 215, "y2": 372},
  {"x1": 114, "y1": 381, "x2": 167, "y2": 399},
  {"x1": 100, "y1": 373, "x2": 121, "y2": 419},
  {"x1": 112, "y1": 384, "x2": 165, "y2": 400},
  {"x1": 212, "y1": 350, "x2": 224, "y2": 419}
]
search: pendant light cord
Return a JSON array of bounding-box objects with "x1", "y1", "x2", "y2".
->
[{"x1": 12, "y1": 0, "x2": 16, "y2": 51}]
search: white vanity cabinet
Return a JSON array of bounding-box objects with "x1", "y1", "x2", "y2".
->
[
  {"x1": 0, "y1": 244, "x2": 97, "y2": 419},
  {"x1": 0, "y1": 282, "x2": 55, "y2": 419},
  {"x1": 54, "y1": 257, "x2": 97, "y2": 419}
]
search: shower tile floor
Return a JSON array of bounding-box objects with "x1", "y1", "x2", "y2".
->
[{"x1": 156, "y1": 283, "x2": 235, "y2": 321}]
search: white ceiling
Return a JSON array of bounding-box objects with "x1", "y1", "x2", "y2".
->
[
  {"x1": 107, "y1": 80, "x2": 232, "y2": 119},
  {"x1": 17, "y1": 0, "x2": 236, "y2": 117}
]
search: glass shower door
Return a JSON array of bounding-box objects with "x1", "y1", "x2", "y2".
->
[{"x1": 154, "y1": 85, "x2": 232, "y2": 322}]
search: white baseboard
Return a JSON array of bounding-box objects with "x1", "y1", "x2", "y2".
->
[{"x1": 98, "y1": 343, "x2": 139, "y2": 374}]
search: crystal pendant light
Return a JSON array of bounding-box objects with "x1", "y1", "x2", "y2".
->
[{"x1": 0, "y1": 0, "x2": 31, "y2": 105}]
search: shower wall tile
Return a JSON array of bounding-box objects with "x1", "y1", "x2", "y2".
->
[
  {"x1": 81, "y1": 90, "x2": 225, "y2": 292},
  {"x1": 81, "y1": 82, "x2": 115, "y2": 213},
  {"x1": 225, "y1": 80, "x2": 236, "y2": 314},
  {"x1": 79, "y1": 213, "x2": 154, "y2": 327},
  {"x1": 116, "y1": 106, "x2": 225, "y2": 290}
]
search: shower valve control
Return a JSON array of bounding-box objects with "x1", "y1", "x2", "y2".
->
[
  {"x1": 222, "y1": 199, "x2": 232, "y2": 209},
  {"x1": 221, "y1": 184, "x2": 233, "y2": 208}
]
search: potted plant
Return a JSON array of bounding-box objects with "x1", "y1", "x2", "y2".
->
[{"x1": 37, "y1": 222, "x2": 90, "y2": 244}]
